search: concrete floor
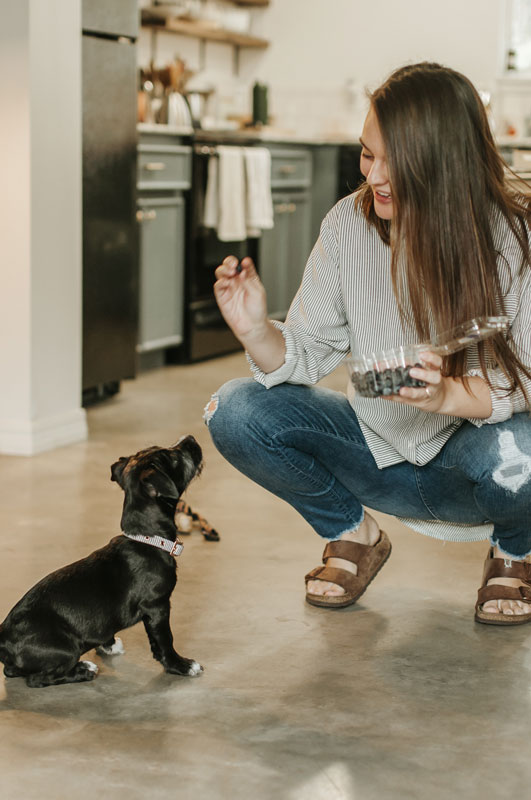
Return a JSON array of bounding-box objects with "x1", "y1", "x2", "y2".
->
[{"x1": 1, "y1": 352, "x2": 530, "y2": 799}]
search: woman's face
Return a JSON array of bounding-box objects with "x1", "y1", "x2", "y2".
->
[{"x1": 360, "y1": 107, "x2": 394, "y2": 219}]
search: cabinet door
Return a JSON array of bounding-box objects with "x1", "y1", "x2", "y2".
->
[
  {"x1": 284, "y1": 191, "x2": 312, "y2": 305},
  {"x1": 258, "y1": 193, "x2": 290, "y2": 319},
  {"x1": 137, "y1": 196, "x2": 185, "y2": 352},
  {"x1": 258, "y1": 190, "x2": 311, "y2": 320}
]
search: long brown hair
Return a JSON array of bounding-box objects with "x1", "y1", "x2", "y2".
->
[{"x1": 356, "y1": 62, "x2": 531, "y2": 400}]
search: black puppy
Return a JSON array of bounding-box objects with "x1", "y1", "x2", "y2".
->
[{"x1": 0, "y1": 435, "x2": 204, "y2": 688}]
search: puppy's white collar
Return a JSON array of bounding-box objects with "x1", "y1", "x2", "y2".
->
[{"x1": 122, "y1": 532, "x2": 184, "y2": 557}]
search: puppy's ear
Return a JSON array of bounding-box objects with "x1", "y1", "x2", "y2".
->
[
  {"x1": 140, "y1": 467, "x2": 180, "y2": 500},
  {"x1": 110, "y1": 457, "x2": 128, "y2": 487}
]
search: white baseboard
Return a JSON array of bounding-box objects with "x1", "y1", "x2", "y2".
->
[{"x1": 0, "y1": 408, "x2": 88, "y2": 456}]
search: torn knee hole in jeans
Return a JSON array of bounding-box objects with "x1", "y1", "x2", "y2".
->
[
  {"x1": 492, "y1": 431, "x2": 531, "y2": 493},
  {"x1": 203, "y1": 393, "x2": 219, "y2": 425}
]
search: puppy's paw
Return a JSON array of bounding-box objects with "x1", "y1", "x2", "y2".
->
[
  {"x1": 187, "y1": 660, "x2": 203, "y2": 676},
  {"x1": 80, "y1": 660, "x2": 99, "y2": 675},
  {"x1": 165, "y1": 657, "x2": 204, "y2": 677},
  {"x1": 97, "y1": 637, "x2": 125, "y2": 656}
]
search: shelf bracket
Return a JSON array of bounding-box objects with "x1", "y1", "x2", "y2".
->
[
  {"x1": 150, "y1": 27, "x2": 157, "y2": 63},
  {"x1": 199, "y1": 37, "x2": 206, "y2": 70},
  {"x1": 233, "y1": 45, "x2": 240, "y2": 77}
]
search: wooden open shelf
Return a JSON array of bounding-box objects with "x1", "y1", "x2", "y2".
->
[{"x1": 141, "y1": 9, "x2": 269, "y2": 49}]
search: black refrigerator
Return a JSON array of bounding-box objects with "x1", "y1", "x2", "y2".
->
[{"x1": 82, "y1": 0, "x2": 139, "y2": 402}]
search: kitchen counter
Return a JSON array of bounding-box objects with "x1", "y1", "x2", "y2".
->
[
  {"x1": 497, "y1": 135, "x2": 531, "y2": 148},
  {"x1": 137, "y1": 122, "x2": 360, "y2": 146},
  {"x1": 138, "y1": 124, "x2": 531, "y2": 150},
  {"x1": 138, "y1": 122, "x2": 194, "y2": 136}
]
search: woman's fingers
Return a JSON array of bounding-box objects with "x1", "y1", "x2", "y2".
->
[
  {"x1": 408, "y1": 366, "x2": 441, "y2": 388},
  {"x1": 239, "y1": 256, "x2": 258, "y2": 276},
  {"x1": 406, "y1": 352, "x2": 442, "y2": 389},
  {"x1": 214, "y1": 255, "x2": 257, "y2": 280},
  {"x1": 418, "y1": 351, "x2": 443, "y2": 371},
  {"x1": 214, "y1": 255, "x2": 238, "y2": 280},
  {"x1": 383, "y1": 350, "x2": 444, "y2": 409}
]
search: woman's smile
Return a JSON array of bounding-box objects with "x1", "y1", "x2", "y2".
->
[
  {"x1": 374, "y1": 189, "x2": 392, "y2": 204},
  {"x1": 360, "y1": 108, "x2": 394, "y2": 219}
]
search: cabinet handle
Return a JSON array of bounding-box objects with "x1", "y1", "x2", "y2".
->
[
  {"x1": 278, "y1": 164, "x2": 297, "y2": 175},
  {"x1": 143, "y1": 161, "x2": 167, "y2": 171},
  {"x1": 136, "y1": 209, "x2": 157, "y2": 222},
  {"x1": 287, "y1": 203, "x2": 296, "y2": 213},
  {"x1": 274, "y1": 203, "x2": 288, "y2": 214}
]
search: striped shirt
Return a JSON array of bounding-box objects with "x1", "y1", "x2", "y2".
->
[{"x1": 249, "y1": 192, "x2": 531, "y2": 543}]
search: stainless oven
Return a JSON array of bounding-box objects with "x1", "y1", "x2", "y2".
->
[{"x1": 184, "y1": 142, "x2": 259, "y2": 362}]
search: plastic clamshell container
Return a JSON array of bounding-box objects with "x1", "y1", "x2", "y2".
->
[{"x1": 346, "y1": 316, "x2": 509, "y2": 398}]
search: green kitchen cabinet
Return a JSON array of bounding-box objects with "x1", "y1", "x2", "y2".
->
[
  {"x1": 259, "y1": 147, "x2": 313, "y2": 320},
  {"x1": 259, "y1": 190, "x2": 312, "y2": 320},
  {"x1": 136, "y1": 131, "x2": 191, "y2": 368},
  {"x1": 136, "y1": 195, "x2": 185, "y2": 353}
]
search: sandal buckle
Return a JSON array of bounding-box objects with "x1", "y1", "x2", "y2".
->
[{"x1": 504, "y1": 558, "x2": 513, "y2": 568}]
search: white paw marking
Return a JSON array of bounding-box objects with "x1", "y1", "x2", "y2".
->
[
  {"x1": 97, "y1": 637, "x2": 125, "y2": 656},
  {"x1": 188, "y1": 661, "x2": 203, "y2": 676},
  {"x1": 81, "y1": 660, "x2": 99, "y2": 674}
]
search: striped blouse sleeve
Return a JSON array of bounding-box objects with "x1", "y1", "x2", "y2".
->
[
  {"x1": 248, "y1": 206, "x2": 351, "y2": 388},
  {"x1": 466, "y1": 271, "x2": 531, "y2": 425}
]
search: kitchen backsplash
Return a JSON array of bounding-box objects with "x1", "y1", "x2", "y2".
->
[{"x1": 494, "y1": 77, "x2": 531, "y2": 138}]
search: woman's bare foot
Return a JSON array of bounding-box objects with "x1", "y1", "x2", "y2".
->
[
  {"x1": 481, "y1": 546, "x2": 531, "y2": 617},
  {"x1": 306, "y1": 513, "x2": 381, "y2": 597}
]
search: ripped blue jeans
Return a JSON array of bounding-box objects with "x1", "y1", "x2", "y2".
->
[{"x1": 204, "y1": 379, "x2": 531, "y2": 559}]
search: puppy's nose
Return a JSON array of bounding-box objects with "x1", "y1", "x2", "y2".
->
[
  {"x1": 174, "y1": 434, "x2": 198, "y2": 448},
  {"x1": 174, "y1": 435, "x2": 202, "y2": 462}
]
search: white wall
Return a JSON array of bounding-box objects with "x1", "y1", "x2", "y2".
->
[
  {"x1": 254, "y1": 0, "x2": 505, "y2": 88},
  {"x1": 0, "y1": 0, "x2": 87, "y2": 455},
  {"x1": 250, "y1": 0, "x2": 506, "y2": 136}
]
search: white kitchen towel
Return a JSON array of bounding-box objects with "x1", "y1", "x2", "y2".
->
[
  {"x1": 203, "y1": 146, "x2": 247, "y2": 242},
  {"x1": 218, "y1": 146, "x2": 247, "y2": 241},
  {"x1": 243, "y1": 147, "x2": 274, "y2": 235}
]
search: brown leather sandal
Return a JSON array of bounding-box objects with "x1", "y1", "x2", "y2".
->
[
  {"x1": 305, "y1": 531, "x2": 391, "y2": 609},
  {"x1": 475, "y1": 548, "x2": 531, "y2": 625}
]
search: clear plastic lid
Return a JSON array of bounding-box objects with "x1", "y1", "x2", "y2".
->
[{"x1": 427, "y1": 316, "x2": 510, "y2": 355}]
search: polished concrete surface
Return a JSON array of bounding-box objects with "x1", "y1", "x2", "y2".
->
[{"x1": 1, "y1": 353, "x2": 530, "y2": 799}]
